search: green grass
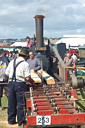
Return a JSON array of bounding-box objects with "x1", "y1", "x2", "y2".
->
[
  {"x1": 76, "y1": 75, "x2": 85, "y2": 112},
  {"x1": 0, "y1": 96, "x2": 8, "y2": 128},
  {"x1": 1, "y1": 96, "x2": 8, "y2": 107},
  {"x1": 76, "y1": 88, "x2": 85, "y2": 112},
  {"x1": 0, "y1": 96, "x2": 8, "y2": 121},
  {"x1": 0, "y1": 96, "x2": 18, "y2": 128},
  {"x1": 77, "y1": 75, "x2": 85, "y2": 78}
]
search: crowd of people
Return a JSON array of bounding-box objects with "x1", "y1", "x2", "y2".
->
[{"x1": 0, "y1": 36, "x2": 41, "y2": 128}]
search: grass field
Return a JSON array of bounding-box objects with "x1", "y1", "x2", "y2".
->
[
  {"x1": 76, "y1": 88, "x2": 85, "y2": 112},
  {"x1": 77, "y1": 75, "x2": 85, "y2": 112},
  {"x1": 0, "y1": 96, "x2": 18, "y2": 128}
]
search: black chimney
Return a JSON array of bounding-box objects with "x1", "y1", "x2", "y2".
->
[{"x1": 34, "y1": 15, "x2": 45, "y2": 48}]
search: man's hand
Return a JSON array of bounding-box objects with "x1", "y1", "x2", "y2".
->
[
  {"x1": 31, "y1": 69, "x2": 35, "y2": 72},
  {"x1": 25, "y1": 77, "x2": 34, "y2": 84}
]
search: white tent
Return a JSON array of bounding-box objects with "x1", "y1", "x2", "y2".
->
[
  {"x1": 11, "y1": 41, "x2": 27, "y2": 47},
  {"x1": 55, "y1": 35, "x2": 85, "y2": 48}
]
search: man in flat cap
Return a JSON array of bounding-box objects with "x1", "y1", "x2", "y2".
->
[{"x1": 6, "y1": 48, "x2": 34, "y2": 128}]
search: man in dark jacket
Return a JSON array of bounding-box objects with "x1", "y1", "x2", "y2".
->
[{"x1": 0, "y1": 50, "x2": 8, "y2": 110}]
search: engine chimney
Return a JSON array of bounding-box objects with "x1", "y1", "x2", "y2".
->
[{"x1": 34, "y1": 15, "x2": 45, "y2": 48}]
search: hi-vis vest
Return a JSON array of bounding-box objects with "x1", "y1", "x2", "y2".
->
[{"x1": 0, "y1": 57, "x2": 7, "y2": 81}]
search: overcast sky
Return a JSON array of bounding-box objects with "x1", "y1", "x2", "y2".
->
[{"x1": 0, "y1": 0, "x2": 85, "y2": 39}]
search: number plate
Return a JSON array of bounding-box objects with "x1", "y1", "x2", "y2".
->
[{"x1": 36, "y1": 116, "x2": 51, "y2": 125}]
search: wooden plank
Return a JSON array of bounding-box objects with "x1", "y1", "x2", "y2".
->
[
  {"x1": 37, "y1": 70, "x2": 55, "y2": 85},
  {"x1": 76, "y1": 67, "x2": 85, "y2": 70},
  {"x1": 67, "y1": 66, "x2": 85, "y2": 70},
  {"x1": 31, "y1": 70, "x2": 42, "y2": 83}
]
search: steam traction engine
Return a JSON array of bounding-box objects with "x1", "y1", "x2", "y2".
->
[{"x1": 24, "y1": 15, "x2": 85, "y2": 128}]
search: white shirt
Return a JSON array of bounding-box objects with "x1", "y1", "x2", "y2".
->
[
  {"x1": 6, "y1": 57, "x2": 31, "y2": 82},
  {"x1": 72, "y1": 54, "x2": 77, "y2": 63}
]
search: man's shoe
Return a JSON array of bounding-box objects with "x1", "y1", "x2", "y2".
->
[
  {"x1": 18, "y1": 124, "x2": 24, "y2": 128},
  {"x1": 18, "y1": 121, "x2": 26, "y2": 128},
  {"x1": 9, "y1": 121, "x2": 17, "y2": 125}
]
